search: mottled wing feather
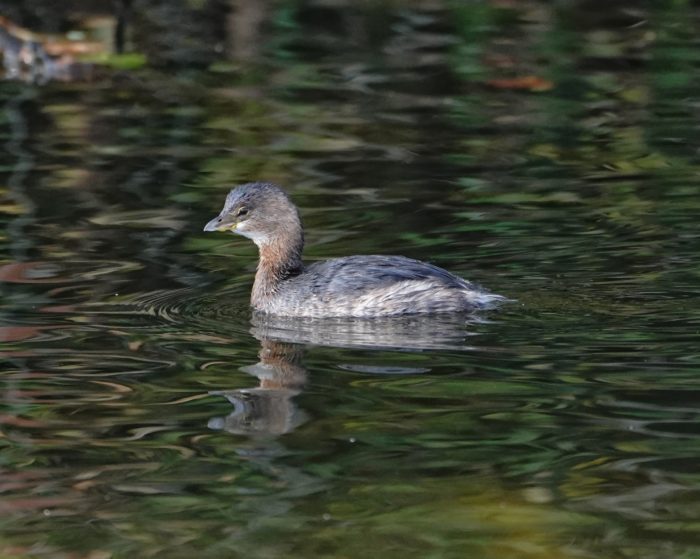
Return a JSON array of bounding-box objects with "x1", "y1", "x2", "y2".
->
[
  {"x1": 269, "y1": 255, "x2": 501, "y2": 317},
  {"x1": 300, "y1": 255, "x2": 475, "y2": 294}
]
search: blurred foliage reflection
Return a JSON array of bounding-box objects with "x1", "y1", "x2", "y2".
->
[{"x1": 1, "y1": 1, "x2": 700, "y2": 558}]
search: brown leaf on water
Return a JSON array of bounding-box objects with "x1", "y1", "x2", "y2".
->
[
  {"x1": 40, "y1": 305, "x2": 76, "y2": 313},
  {"x1": 486, "y1": 75, "x2": 554, "y2": 92},
  {"x1": 43, "y1": 40, "x2": 104, "y2": 57},
  {"x1": 0, "y1": 324, "x2": 64, "y2": 343},
  {"x1": 0, "y1": 470, "x2": 53, "y2": 492},
  {"x1": 0, "y1": 325, "x2": 46, "y2": 342},
  {"x1": 0, "y1": 262, "x2": 68, "y2": 284},
  {"x1": 0, "y1": 496, "x2": 78, "y2": 513},
  {"x1": 0, "y1": 546, "x2": 34, "y2": 558},
  {"x1": 0, "y1": 414, "x2": 45, "y2": 428}
]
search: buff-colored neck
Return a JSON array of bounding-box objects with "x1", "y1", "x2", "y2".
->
[{"x1": 251, "y1": 230, "x2": 304, "y2": 309}]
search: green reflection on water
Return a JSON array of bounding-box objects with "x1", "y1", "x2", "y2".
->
[{"x1": 1, "y1": 1, "x2": 700, "y2": 558}]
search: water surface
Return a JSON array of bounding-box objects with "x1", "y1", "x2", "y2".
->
[{"x1": 1, "y1": 2, "x2": 700, "y2": 558}]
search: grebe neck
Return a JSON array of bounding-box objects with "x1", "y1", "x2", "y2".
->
[{"x1": 251, "y1": 230, "x2": 304, "y2": 309}]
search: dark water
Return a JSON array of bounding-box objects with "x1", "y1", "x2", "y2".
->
[{"x1": 2, "y1": 2, "x2": 700, "y2": 558}]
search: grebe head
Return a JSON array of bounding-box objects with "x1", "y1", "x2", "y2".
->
[{"x1": 203, "y1": 182, "x2": 302, "y2": 247}]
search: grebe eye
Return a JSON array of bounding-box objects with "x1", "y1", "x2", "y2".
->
[{"x1": 236, "y1": 207, "x2": 248, "y2": 217}]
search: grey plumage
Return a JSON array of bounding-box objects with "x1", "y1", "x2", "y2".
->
[
  {"x1": 204, "y1": 182, "x2": 504, "y2": 318},
  {"x1": 269, "y1": 255, "x2": 501, "y2": 317}
]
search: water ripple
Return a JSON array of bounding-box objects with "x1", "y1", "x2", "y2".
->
[{"x1": 80, "y1": 287, "x2": 251, "y2": 339}]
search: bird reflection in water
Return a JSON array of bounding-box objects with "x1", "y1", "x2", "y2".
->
[
  {"x1": 208, "y1": 313, "x2": 487, "y2": 436},
  {"x1": 208, "y1": 338, "x2": 308, "y2": 436}
]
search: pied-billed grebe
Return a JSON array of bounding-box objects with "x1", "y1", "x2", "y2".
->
[{"x1": 204, "y1": 182, "x2": 504, "y2": 317}]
